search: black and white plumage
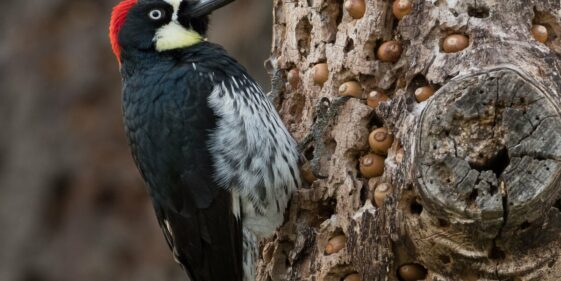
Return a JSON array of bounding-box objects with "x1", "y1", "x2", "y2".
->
[{"x1": 110, "y1": 1, "x2": 300, "y2": 280}]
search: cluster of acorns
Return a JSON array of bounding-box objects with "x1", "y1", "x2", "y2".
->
[
  {"x1": 293, "y1": 1, "x2": 552, "y2": 280},
  {"x1": 291, "y1": 2, "x2": 552, "y2": 281}
]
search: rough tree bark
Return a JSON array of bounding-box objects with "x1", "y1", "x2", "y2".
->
[{"x1": 259, "y1": 0, "x2": 561, "y2": 280}]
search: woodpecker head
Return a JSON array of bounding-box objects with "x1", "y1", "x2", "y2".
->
[{"x1": 110, "y1": 0, "x2": 234, "y2": 64}]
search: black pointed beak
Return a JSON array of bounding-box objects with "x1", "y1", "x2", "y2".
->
[{"x1": 184, "y1": 0, "x2": 235, "y2": 18}]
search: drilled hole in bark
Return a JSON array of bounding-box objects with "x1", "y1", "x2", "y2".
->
[
  {"x1": 553, "y1": 199, "x2": 561, "y2": 212},
  {"x1": 520, "y1": 221, "x2": 531, "y2": 230},
  {"x1": 296, "y1": 17, "x2": 312, "y2": 56},
  {"x1": 467, "y1": 189, "x2": 478, "y2": 205},
  {"x1": 489, "y1": 246, "x2": 506, "y2": 260},
  {"x1": 439, "y1": 255, "x2": 451, "y2": 264},
  {"x1": 306, "y1": 0, "x2": 312, "y2": 7},
  {"x1": 467, "y1": 4, "x2": 490, "y2": 18},
  {"x1": 438, "y1": 218, "x2": 450, "y2": 227},
  {"x1": 407, "y1": 74, "x2": 429, "y2": 95},
  {"x1": 468, "y1": 147, "x2": 510, "y2": 178},
  {"x1": 334, "y1": 0, "x2": 344, "y2": 26},
  {"x1": 316, "y1": 198, "x2": 337, "y2": 226},
  {"x1": 344, "y1": 38, "x2": 355, "y2": 53},
  {"x1": 304, "y1": 146, "x2": 314, "y2": 161},
  {"x1": 489, "y1": 184, "x2": 498, "y2": 195},
  {"x1": 410, "y1": 200, "x2": 423, "y2": 215},
  {"x1": 368, "y1": 112, "x2": 384, "y2": 129},
  {"x1": 360, "y1": 184, "x2": 369, "y2": 205}
]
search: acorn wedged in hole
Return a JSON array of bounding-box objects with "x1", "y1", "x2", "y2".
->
[
  {"x1": 343, "y1": 273, "x2": 361, "y2": 281},
  {"x1": 392, "y1": 0, "x2": 412, "y2": 20},
  {"x1": 415, "y1": 86, "x2": 434, "y2": 102},
  {"x1": 359, "y1": 153, "x2": 385, "y2": 178},
  {"x1": 344, "y1": 0, "x2": 366, "y2": 19},
  {"x1": 287, "y1": 68, "x2": 300, "y2": 88},
  {"x1": 325, "y1": 235, "x2": 347, "y2": 254},
  {"x1": 300, "y1": 162, "x2": 317, "y2": 184},
  {"x1": 369, "y1": 128, "x2": 394, "y2": 154},
  {"x1": 374, "y1": 183, "x2": 393, "y2": 207},
  {"x1": 367, "y1": 90, "x2": 389, "y2": 108},
  {"x1": 532, "y1": 24, "x2": 548, "y2": 43},
  {"x1": 339, "y1": 81, "x2": 362, "y2": 98},
  {"x1": 377, "y1": 40, "x2": 402, "y2": 63},
  {"x1": 398, "y1": 264, "x2": 428, "y2": 281},
  {"x1": 313, "y1": 63, "x2": 329, "y2": 86},
  {"x1": 442, "y1": 34, "x2": 469, "y2": 53}
]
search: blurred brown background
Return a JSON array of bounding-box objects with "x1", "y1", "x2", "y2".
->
[{"x1": 0, "y1": 1, "x2": 272, "y2": 280}]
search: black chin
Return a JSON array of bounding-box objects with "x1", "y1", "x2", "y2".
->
[
  {"x1": 187, "y1": 16, "x2": 210, "y2": 36},
  {"x1": 178, "y1": 1, "x2": 212, "y2": 35}
]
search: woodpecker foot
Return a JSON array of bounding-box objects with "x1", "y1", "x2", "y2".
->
[
  {"x1": 298, "y1": 96, "x2": 351, "y2": 179},
  {"x1": 264, "y1": 57, "x2": 284, "y2": 109}
]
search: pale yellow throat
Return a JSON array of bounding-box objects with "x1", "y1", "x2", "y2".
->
[{"x1": 154, "y1": 21, "x2": 203, "y2": 52}]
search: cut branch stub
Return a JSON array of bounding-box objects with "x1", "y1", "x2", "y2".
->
[{"x1": 416, "y1": 67, "x2": 561, "y2": 234}]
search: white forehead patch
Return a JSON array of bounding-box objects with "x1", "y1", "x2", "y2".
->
[{"x1": 164, "y1": 0, "x2": 182, "y2": 21}]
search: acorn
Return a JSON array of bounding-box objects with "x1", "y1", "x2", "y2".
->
[
  {"x1": 300, "y1": 161, "x2": 317, "y2": 184},
  {"x1": 359, "y1": 153, "x2": 385, "y2": 178},
  {"x1": 442, "y1": 34, "x2": 469, "y2": 53},
  {"x1": 344, "y1": 0, "x2": 366, "y2": 19},
  {"x1": 369, "y1": 127, "x2": 394, "y2": 154},
  {"x1": 287, "y1": 68, "x2": 300, "y2": 88},
  {"x1": 392, "y1": 0, "x2": 412, "y2": 20},
  {"x1": 367, "y1": 90, "x2": 389, "y2": 108},
  {"x1": 377, "y1": 40, "x2": 402, "y2": 63},
  {"x1": 325, "y1": 235, "x2": 347, "y2": 254},
  {"x1": 374, "y1": 183, "x2": 393, "y2": 207},
  {"x1": 531, "y1": 24, "x2": 548, "y2": 43},
  {"x1": 339, "y1": 81, "x2": 363, "y2": 98},
  {"x1": 343, "y1": 273, "x2": 361, "y2": 281},
  {"x1": 398, "y1": 264, "x2": 427, "y2": 281},
  {"x1": 414, "y1": 86, "x2": 434, "y2": 102},
  {"x1": 313, "y1": 63, "x2": 329, "y2": 86}
]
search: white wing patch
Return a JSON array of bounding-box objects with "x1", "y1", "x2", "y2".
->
[{"x1": 207, "y1": 76, "x2": 301, "y2": 239}]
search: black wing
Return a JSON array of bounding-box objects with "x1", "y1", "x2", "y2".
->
[
  {"x1": 153, "y1": 187, "x2": 243, "y2": 281},
  {"x1": 123, "y1": 60, "x2": 243, "y2": 281}
]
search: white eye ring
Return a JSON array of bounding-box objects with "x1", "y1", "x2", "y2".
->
[{"x1": 149, "y1": 9, "x2": 164, "y2": 20}]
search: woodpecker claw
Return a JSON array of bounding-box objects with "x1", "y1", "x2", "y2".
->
[{"x1": 298, "y1": 96, "x2": 351, "y2": 180}]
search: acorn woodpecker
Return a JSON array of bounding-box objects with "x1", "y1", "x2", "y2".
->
[{"x1": 109, "y1": 1, "x2": 301, "y2": 280}]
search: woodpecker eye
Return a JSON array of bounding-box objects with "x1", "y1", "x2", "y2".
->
[{"x1": 148, "y1": 9, "x2": 165, "y2": 20}]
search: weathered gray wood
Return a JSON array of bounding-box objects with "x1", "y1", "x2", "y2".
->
[{"x1": 414, "y1": 68, "x2": 561, "y2": 279}]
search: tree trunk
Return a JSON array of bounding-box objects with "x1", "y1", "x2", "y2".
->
[{"x1": 259, "y1": 0, "x2": 561, "y2": 280}]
